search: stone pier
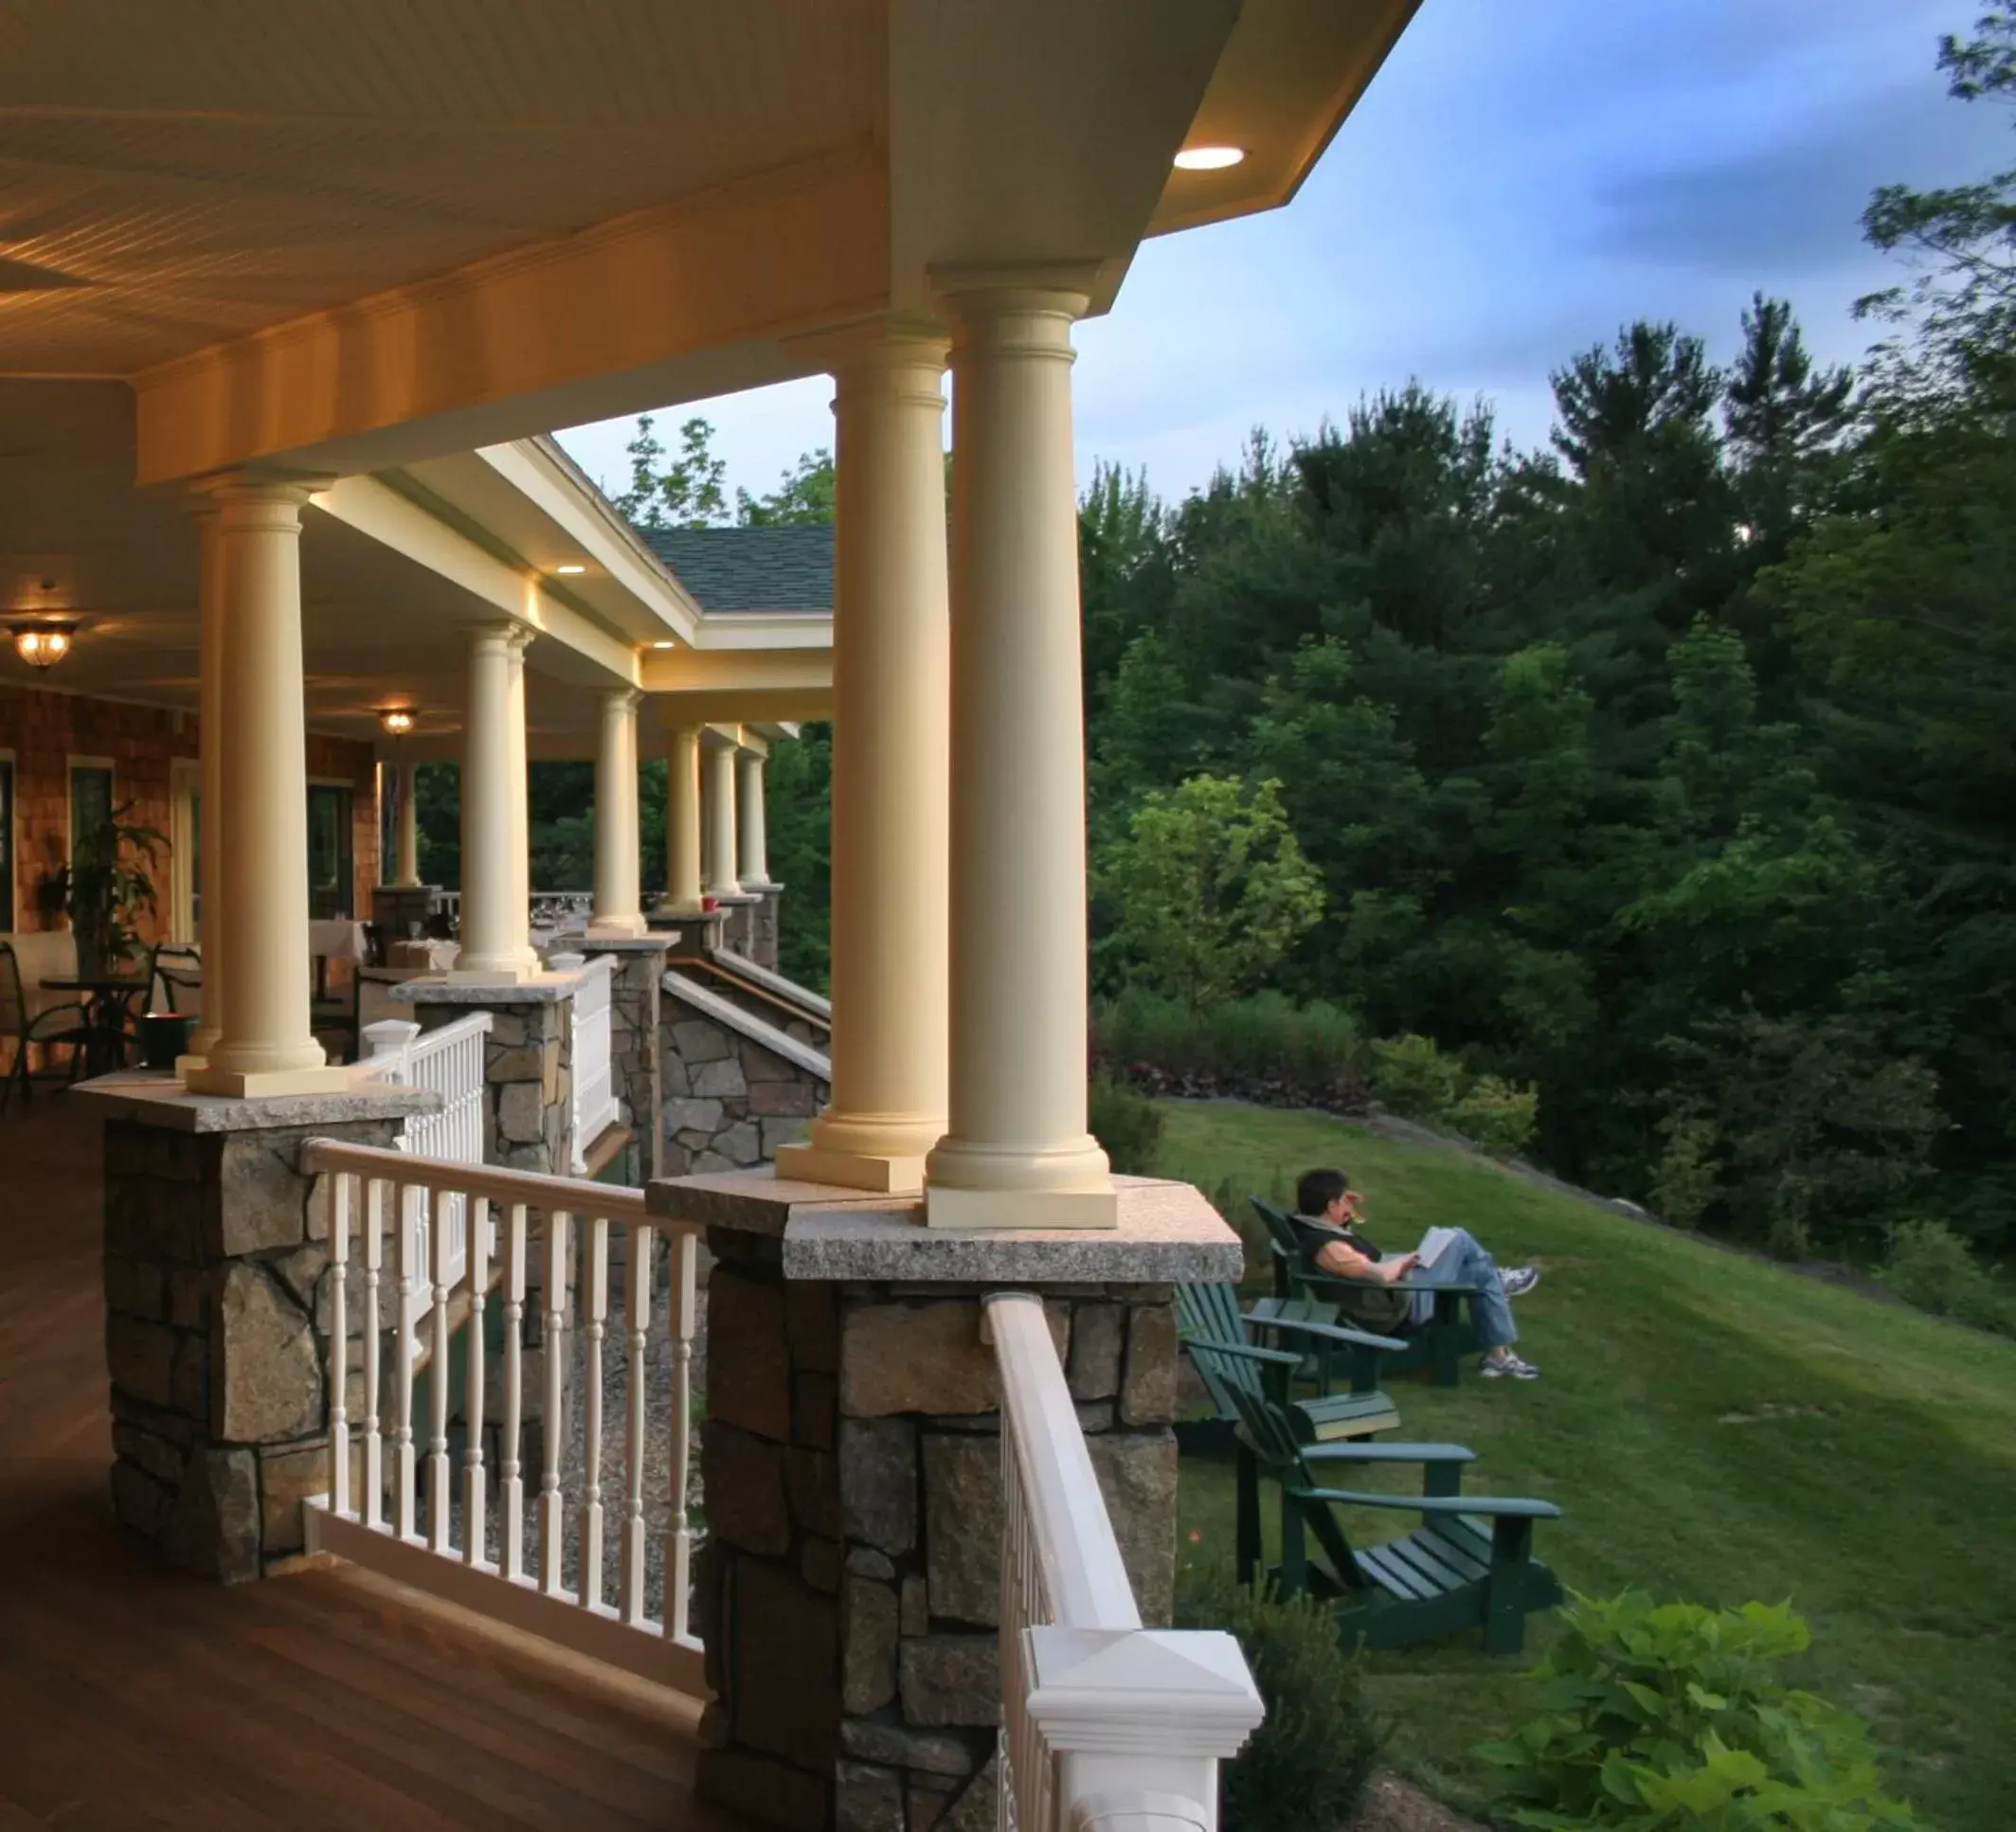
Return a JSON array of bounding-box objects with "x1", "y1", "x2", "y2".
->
[{"x1": 646, "y1": 1172, "x2": 1242, "y2": 1832}]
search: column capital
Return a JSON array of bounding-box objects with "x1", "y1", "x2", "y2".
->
[
  {"x1": 471, "y1": 620, "x2": 536, "y2": 656},
  {"x1": 790, "y1": 314, "x2": 949, "y2": 380},
  {"x1": 929, "y1": 263, "x2": 1096, "y2": 338},
  {"x1": 600, "y1": 686, "x2": 645, "y2": 713}
]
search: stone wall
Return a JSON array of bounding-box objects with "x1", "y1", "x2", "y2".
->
[
  {"x1": 693, "y1": 1235, "x2": 1180, "y2": 1832},
  {"x1": 747, "y1": 885, "x2": 783, "y2": 971},
  {"x1": 100, "y1": 1102, "x2": 416, "y2": 1579},
  {"x1": 663, "y1": 975, "x2": 828, "y2": 1176}
]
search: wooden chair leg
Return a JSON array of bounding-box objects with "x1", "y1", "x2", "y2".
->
[
  {"x1": 1279, "y1": 1496, "x2": 1307, "y2": 1599},
  {"x1": 1234, "y1": 1442, "x2": 1261, "y2": 1589},
  {"x1": 1484, "y1": 1515, "x2": 1534, "y2": 1655}
]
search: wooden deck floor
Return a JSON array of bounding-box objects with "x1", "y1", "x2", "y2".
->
[{"x1": 0, "y1": 1093, "x2": 741, "y2": 1832}]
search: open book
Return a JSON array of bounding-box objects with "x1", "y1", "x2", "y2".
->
[{"x1": 1414, "y1": 1226, "x2": 1462, "y2": 1269}]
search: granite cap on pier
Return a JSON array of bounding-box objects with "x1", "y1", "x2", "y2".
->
[
  {"x1": 645, "y1": 1168, "x2": 1244, "y2": 1284},
  {"x1": 70, "y1": 1068, "x2": 441, "y2": 1132}
]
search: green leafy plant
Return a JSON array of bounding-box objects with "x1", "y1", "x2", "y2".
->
[
  {"x1": 1368, "y1": 1033, "x2": 1467, "y2": 1121},
  {"x1": 1089, "y1": 1075, "x2": 1164, "y2": 1176},
  {"x1": 51, "y1": 805, "x2": 164, "y2": 976},
  {"x1": 1448, "y1": 1073, "x2": 1540, "y2": 1158},
  {"x1": 1178, "y1": 1564, "x2": 1385, "y2": 1832},
  {"x1": 1093, "y1": 988, "x2": 1364, "y2": 1098},
  {"x1": 1477, "y1": 1591, "x2": 1920, "y2": 1829},
  {"x1": 1882, "y1": 1220, "x2": 2016, "y2": 1338}
]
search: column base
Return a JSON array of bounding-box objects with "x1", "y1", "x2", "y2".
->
[
  {"x1": 585, "y1": 915, "x2": 650, "y2": 939},
  {"x1": 181, "y1": 1061, "x2": 361, "y2": 1099},
  {"x1": 924, "y1": 1183, "x2": 1120, "y2": 1231},
  {"x1": 446, "y1": 962, "x2": 535, "y2": 985},
  {"x1": 772, "y1": 1141, "x2": 930, "y2": 1196}
]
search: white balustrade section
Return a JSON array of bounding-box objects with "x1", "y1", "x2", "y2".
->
[
  {"x1": 302, "y1": 1137, "x2": 704, "y2": 1697},
  {"x1": 553, "y1": 951, "x2": 621, "y2": 1174},
  {"x1": 362, "y1": 1014, "x2": 490, "y2": 1332},
  {"x1": 984, "y1": 1293, "x2": 1265, "y2": 1832}
]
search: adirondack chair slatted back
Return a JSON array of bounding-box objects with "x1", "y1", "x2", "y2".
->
[{"x1": 1175, "y1": 1284, "x2": 1306, "y2": 1470}]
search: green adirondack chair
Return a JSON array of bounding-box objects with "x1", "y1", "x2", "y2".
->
[
  {"x1": 1251, "y1": 1195, "x2": 1485, "y2": 1387},
  {"x1": 1199, "y1": 1325, "x2": 1563, "y2": 1655}
]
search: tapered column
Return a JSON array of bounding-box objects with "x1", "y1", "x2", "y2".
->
[
  {"x1": 507, "y1": 634, "x2": 532, "y2": 939},
  {"x1": 185, "y1": 478, "x2": 349, "y2": 1096},
  {"x1": 591, "y1": 689, "x2": 646, "y2": 936},
  {"x1": 391, "y1": 762, "x2": 422, "y2": 888},
  {"x1": 735, "y1": 747, "x2": 770, "y2": 888},
  {"x1": 925, "y1": 282, "x2": 1114, "y2": 1228},
  {"x1": 703, "y1": 735, "x2": 741, "y2": 899},
  {"x1": 453, "y1": 625, "x2": 539, "y2": 981},
  {"x1": 658, "y1": 725, "x2": 705, "y2": 915},
  {"x1": 183, "y1": 503, "x2": 226, "y2": 1066},
  {"x1": 776, "y1": 327, "x2": 950, "y2": 1194}
]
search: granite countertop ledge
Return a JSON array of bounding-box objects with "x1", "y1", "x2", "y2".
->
[
  {"x1": 648, "y1": 1168, "x2": 1244, "y2": 1284},
  {"x1": 69, "y1": 1069, "x2": 441, "y2": 1132},
  {"x1": 391, "y1": 968, "x2": 592, "y2": 1005}
]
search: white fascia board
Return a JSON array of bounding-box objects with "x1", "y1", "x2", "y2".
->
[
  {"x1": 473, "y1": 439, "x2": 705, "y2": 644},
  {"x1": 688, "y1": 612, "x2": 834, "y2": 652},
  {"x1": 314, "y1": 474, "x2": 639, "y2": 687}
]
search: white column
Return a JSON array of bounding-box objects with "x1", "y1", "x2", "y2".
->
[
  {"x1": 185, "y1": 477, "x2": 349, "y2": 1096},
  {"x1": 735, "y1": 747, "x2": 771, "y2": 889},
  {"x1": 507, "y1": 632, "x2": 532, "y2": 940},
  {"x1": 391, "y1": 761, "x2": 422, "y2": 889},
  {"x1": 452, "y1": 624, "x2": 538, "y2": 981},
  {"x1": 776, "y1": 326, "x2": 950, "y2": 1194},
  {"x1": 926, "y1": 283, "x2": 1114, "y2": 1228},
  {"x1": 703, "y1": 734, "x2": 741, "y2": 899},
  {"x1": 183, "y1": 501, "x2": 226, "y2": 1066},
  {"x1": 590, "y1": 689, "x2": 646, "y2": 936},
  {"x1": 658, "y1": 724, "x2": 705, "y2": 914}
]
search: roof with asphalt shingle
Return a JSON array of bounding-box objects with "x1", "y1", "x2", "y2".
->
[{"x1": 642, "y1": 526, "x2": 834, "y2": 615}]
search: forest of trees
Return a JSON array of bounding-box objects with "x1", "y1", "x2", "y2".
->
[{"x1": 423, "y1": 14, "x2": 2016, "y2": 1268}]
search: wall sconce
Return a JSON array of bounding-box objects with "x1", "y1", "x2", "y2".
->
[
  {"x1": 11, "y1": 621, "x2": 76, "y2": 671},
  {"x1": 378, "y1": 708, "x2": 417, "y2": 737}
]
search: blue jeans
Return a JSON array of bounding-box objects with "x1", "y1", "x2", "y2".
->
[{"x1": 1409, "y1": 1229, "x2": 1517, "y2": 1348}]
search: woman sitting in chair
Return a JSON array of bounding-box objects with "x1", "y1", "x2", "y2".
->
[{"x1": 1293, "y1": 1167, "x2": 1542, "y2": 1381}]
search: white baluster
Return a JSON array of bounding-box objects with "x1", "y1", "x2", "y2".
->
[
  {"x1": 621, "y1": 1223, "x2": 653, "y2": 1625},
  {"x1": 581, "y1": 1215, "x2": 609, "y2": 1610},
  {"x1": 540, "y1": 1211, "x2": 570, "y2": 1597},
  {"x1": 463, "y1": 1195, "x2": 491, "y2": 1567},
  {"x1": 502, "y1": 1203, "x2": 528, "y2": 1583},
  {"x1": 666, "y1": 1228, "x2": 698, "y2": 1641},
  {"x1": 395, "y1": 1181, "x2": 419, "y2": 1541},
  {"x1": 331, "y1": 1171, "x2": 351, "y2": 1518},
  {"x1": 428, "y1": 1182, "x2": 453, "y2": 1553},
  {"x1": 363, "y1": 1178, "x2": 385, "y2": 1529}
]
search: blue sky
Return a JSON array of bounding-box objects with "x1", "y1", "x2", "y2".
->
[{"x1": 555, "y1": 0, "x2": 2002, "y2": 507}]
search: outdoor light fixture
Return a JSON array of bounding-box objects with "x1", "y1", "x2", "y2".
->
[
  {"x1": 553, "y1": 563, "x2": 587, "y2": 575},
  {"x1": 652, "y1": 640, "x2": 676, "y2": 650},
  {"x1": 11, "y1": 621, "x2": 75, "y2": 671},
  {"x1": 378, "y1": 707, "x2": 417, "y2": 737},
  {"x1": 1173, "y1": 144, "x2": 1245, "y2": 171}
]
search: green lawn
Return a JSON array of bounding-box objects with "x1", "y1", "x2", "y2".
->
[{"x1": 1158, "y1": 1099, "x2": 2016, "y2": 1831}]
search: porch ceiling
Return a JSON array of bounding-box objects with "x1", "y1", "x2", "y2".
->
[{"x1": 0, "y1": 1, "x2": 1419, "y2": 482}]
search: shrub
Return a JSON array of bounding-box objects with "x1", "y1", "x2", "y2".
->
[
  {"x1": 1089, "y1": 1075, "x2": 1164, "y2": 1176},
  {"x1": 1178, "y1": 1566, "x2": 1384, "y2": 1832},
  {"x1": 1447, "y1": 1073, "x2": 1539, "y2": 1159},
  {"x1": 1093, "y1": 987, "x2": 1364, "y2": 1094},
  {"x1": 1368, "y1": 1033, "x2": 1467, "y2": 1120},
  {"x1": 1477, "y1": 1590, "x2": 1920, "y2": 1830},
  {"x1": 1882, "y1": 1220, "x2": 2016, "y2": 1337}
]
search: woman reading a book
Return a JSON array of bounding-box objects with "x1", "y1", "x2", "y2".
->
[{"x1": 1292, "y1": 1167, "x2": 1542, "y2": 1380}]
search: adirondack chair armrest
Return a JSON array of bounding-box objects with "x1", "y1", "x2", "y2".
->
[
  {"x1": 1298, "y1": 1271, "x2": 1483, "y2": 1299},
  {"x1": 1302, "y1": 1441, "x2": 1476, "y2": 1465},
  {"x1": 1181, "y1": 1334, "x2": 1305, "y2": 1369},
  {"x1": 1251, "y1": 1313, "x2": 1409, "y2": 1354},
  {"x1": 1293, "y1": 1485, "x2": 1561, "y2": 1520}
]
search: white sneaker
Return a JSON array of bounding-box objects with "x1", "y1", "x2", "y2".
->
[
  {"x1": 1503, "y1": 1266, "x2": 1541, "y2": 1299},
  {"x1": 1480, "y1": 1350, "x2": 1539, "y2": 1380}
]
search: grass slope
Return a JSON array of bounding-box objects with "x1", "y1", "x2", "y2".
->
[{"x1": 1158, "y1": 1099, "x2": 2016, "y2": 1831}]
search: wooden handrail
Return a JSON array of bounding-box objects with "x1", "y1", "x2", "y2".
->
[
  {"x1": 299, "y1": 1136, "x2": 670, "y2": 1230},
  {"x1": 985, "y1": 1291, "x2": 1141, "y2": 1632}
]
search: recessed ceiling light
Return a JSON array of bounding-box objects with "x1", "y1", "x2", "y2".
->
[
  {"x1": 652, "y1": 640, "x2": 676, "y2": 650},
  {"x1": 1174, "y1": 145, "x2": 1245, "y2": 171},
  {"x1": 553, "y1": 563, "x2": 587, "y2": 575}
]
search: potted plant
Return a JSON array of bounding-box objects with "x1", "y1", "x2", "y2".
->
[{"x1": 49, "y1": 804, "x2": 165, "y2": 977}]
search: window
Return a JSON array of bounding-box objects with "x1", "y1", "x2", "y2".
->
[
  {"x1": 68, "y1": 760, "x2": 114, "y2": 854},
  {"x1": 307, "y1": 783, "x2": 354, "y2": 919},
  {"x1": 170, "y1": 759, "x2": 201, "y2": 943}
]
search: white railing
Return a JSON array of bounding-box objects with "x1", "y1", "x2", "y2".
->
[
  {"x1": 299, "y1": 1138, "x2": 704, "y2": 1697},
  {"x1": 985, "y1": 1293, "x2": 1265, "y2": 1832},
  {"x1": 553, "y1": 952, "x2": 620, "y2": 1174},
  {"x1": 363, "y1": 1014, "x2": 490, "y2": 1328}
]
